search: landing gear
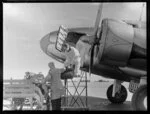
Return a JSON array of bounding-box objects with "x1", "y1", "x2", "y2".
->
[
  {"x1": 107, "y1": 84, "x2": 127, "y2": 103},
  {"x1": 131, "y1": 85, "x2": 147, "y2": 110}
]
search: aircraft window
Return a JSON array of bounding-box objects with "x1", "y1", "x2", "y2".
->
[
  {"x1": 56, "y1": 25, "x2": 68, "y2": 52},
  {"x1": 48, "y1": 27, "x2": 67, "y2": 44},
  {"x1": 57, "y1": 38, "x2": 64, "y2": 44},
  {"x1": 59, "y1": 28, "x2": 68, "y2": 38},
  {"x1": 56, "y1": 42, "x2": 62, "y2": 51},
  {"x1": 58, "y1": 33, "x2": 65, "y2": 41}
]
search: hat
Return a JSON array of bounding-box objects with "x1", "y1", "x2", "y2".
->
[{"x1": 48, "y1": 62, "x2": 54, "y2": 68}]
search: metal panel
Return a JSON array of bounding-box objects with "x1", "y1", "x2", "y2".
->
[{"x1": 97, "y1": 19, "x2": 134, "y2": 67}]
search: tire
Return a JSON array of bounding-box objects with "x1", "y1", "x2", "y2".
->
[
  {"x1": 131, "y1": 85, "x2": 147, "y2": 110},
  {"x1": 107, "y1": 84, "x2": 127, "y2": 104}
]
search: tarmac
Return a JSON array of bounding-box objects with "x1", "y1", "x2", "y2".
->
[
  {"x1": 3, "y1": 81, "x2": 133, "y2": 111},
  {"x1": 87, "y1": 97, "x2": 132, "y2": 110},
  {"x1": 3, "y1": 96, "x2": 133, "y2": 111},
  {"x1": 61, "y1": 96, "x2": 133, "y2": 111}
]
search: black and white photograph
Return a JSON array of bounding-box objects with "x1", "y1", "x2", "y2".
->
[{"x1": 3, "y1": 3, "x2": 147, "y2": 111}]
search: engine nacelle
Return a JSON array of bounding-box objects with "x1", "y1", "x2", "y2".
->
[{"x1": 97, "y1": 19, "x2": 146, "y2": 68}]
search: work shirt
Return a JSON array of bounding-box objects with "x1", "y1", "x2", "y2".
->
[
  {"x1": 64, "y1": 46, "x2": 80, "y2": 66},
  {"x1": 76, "y1": 35, "x2": 92, "y2": 66},
  {"x1": 45, "y1": 68, "x2": 65, "y2": 100}
]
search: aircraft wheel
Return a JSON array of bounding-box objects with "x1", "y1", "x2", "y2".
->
[
  {"x1": 131, "y1": 85, "x2": 147, "y2": 110},
  {"x1": 107, "y1": 84, "x2": 127, "y2": 103}
]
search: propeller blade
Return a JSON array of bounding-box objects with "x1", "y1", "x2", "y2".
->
[
  {"x1": 89, "y1": 45, "x2": 95, "y2": 76},
  {"x1": 89, "y1": 4, "x2": 103, "y2": 74},
  {"x1": 93, "y1": 3, "x2": 103, "y2": 37},
  {"x1": 89, "y1": 3, "x2": 103, "y2": 78}
]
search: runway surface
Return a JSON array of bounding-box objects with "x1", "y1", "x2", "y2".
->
[
  {"x1": 61, "y1": 81, "x2": 133, "y2": 111},
  {"x1": 60, "y1": 96, "x2": 132, "y2": 111},
  {"x1": 86, "y1": 96, "x2": 132, "y2": 110}
]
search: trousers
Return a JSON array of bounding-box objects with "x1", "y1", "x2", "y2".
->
[{"x1": 51, "y1": 98, "x2": 61, "y2": 110}]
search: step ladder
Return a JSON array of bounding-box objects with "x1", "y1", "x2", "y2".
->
[{"x1": 62, "y1": 70, "x2": 89, "y2": 110}]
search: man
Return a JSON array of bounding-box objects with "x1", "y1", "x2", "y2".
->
[
  {"x1": 76, "y1": 35, "x2": 94, "y2": 67},
  {"x1": 42, "y1": 62, "x2": 66, "y2": 110},
  {"x1": 63, "y1": 43, "x2": 81, "y2": 77}
]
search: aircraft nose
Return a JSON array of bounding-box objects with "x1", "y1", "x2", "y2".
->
[
  {"x1": 40, "y1": 33, "x2": 51, "y2": 54},
  {"x1": 40, "y1": 31, "x2": 66, "y2": 62}
]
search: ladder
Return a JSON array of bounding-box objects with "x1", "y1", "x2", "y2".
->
[{"x1": 62, "y1": 70, "x2": 89, "y2": 110}]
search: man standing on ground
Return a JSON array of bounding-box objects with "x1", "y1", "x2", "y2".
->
[{"x1": 42, "y1": 62, "x2": 66, "y2": 110}]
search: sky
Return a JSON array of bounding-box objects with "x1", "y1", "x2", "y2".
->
[{"x1": 3, "y1": 3, "x2": 146, "y2": 80}]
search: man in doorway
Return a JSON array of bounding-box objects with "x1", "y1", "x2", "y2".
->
[
  {"x1": 42, "y1": 62, "x2": 66, "y2": 110},
  {"x1": 76, "y1": 35, "x2": 94, "y2": 67},
  {"x1": 63, "y1": 43, "x2": 81, "y2": 77}
]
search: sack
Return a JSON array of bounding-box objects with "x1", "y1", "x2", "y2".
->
[{"x1": 61, "y1": 68, "x2": 74, "y2": 80}]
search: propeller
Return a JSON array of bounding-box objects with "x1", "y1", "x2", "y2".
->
[{"x1": 89, "y1": 3, "x2": 103, "y2": 77}]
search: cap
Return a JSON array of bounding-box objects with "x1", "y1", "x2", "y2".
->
[{"x1": 48, "y1": 62, "x2": 54, "y2": 68}]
